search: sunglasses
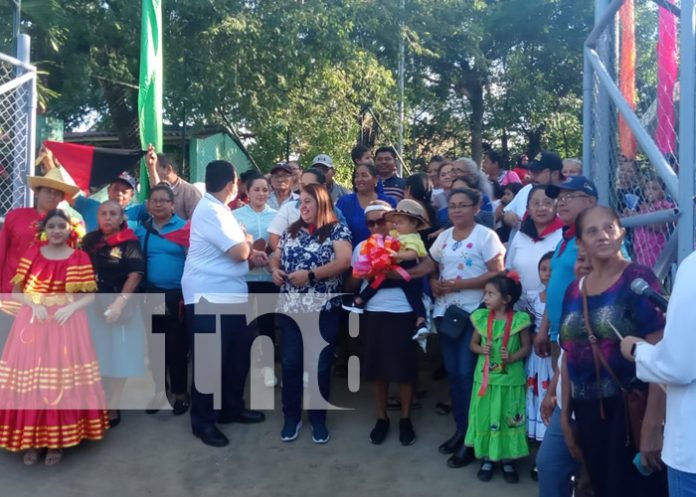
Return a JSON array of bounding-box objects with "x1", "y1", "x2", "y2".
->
[{"x1": 366, "y1": 218, "x2": 387, "y2": 228}]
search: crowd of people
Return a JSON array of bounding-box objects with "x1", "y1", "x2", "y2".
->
[{"x1": 0, "y1": 143, "x2": 686, "y2": 497}]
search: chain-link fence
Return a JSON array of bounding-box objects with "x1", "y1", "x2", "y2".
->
[
  {"x1": 585, "y1": 0, "x2": 683, "y2": 280},
  {"x1": 0, "y1": 45, "x2": 36, "y2": 219}
]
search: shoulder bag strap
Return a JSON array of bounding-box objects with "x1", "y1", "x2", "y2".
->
[{"x1": 580, "y1": 277, "x2": 627, "y2": 420}]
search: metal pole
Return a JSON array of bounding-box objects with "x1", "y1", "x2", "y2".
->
[
  {"x1": 594, "y1": 0, "x2": 612, "y2": 206},
  {"x1": 12, "y1": 0, "x2": 21, "y2": 58},
  {"x1": 16, "y1": 34, "x2": 35, "y2": 209},
  {"x1": 582, "y1": 54, "x2": 593, "y2": 176},
  {"x1": 678, "y1": 0, "x2": 696, "y2": 262},
  {"x1": 397, "y1": 0, "x2": 405, "y2": 177}
]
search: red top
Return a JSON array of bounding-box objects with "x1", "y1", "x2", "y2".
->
[
  {"x1": 12, "y1": 246, "x2": 97, "y2": 302},
  {"x1": 0, "y1": 208, "x2": 43, "y2": 305}
]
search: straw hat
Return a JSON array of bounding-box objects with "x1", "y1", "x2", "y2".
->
[
  {"x1": 384, "y1": 199, "x2": 430, "y2": 230},
  {"x1": 27, "y1": 167, "x2": 81, "y2": 198}
]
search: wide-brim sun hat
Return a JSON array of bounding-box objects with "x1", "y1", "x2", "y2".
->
[
  {"x1": 27, "y1": 167, "x2": 81, "y2": 198},
  {"x1": 383, "y1": 198, "x2": 430, "y2": 230}
]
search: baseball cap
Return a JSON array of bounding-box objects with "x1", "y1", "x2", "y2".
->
[
  {"x1": 112, "y1": 171, "x2": 137, "y2": 190},
  {"x1": 311, "y1": 154, "x2": 334, "y2": 169},
  {"x1": 545, "y1": 175, "x2": 598, "y2": 199},
  {"x1": 528, "y1": 151, "x2": 563, "y2": 172},
  {"x1": 270, "y1": 162, "x2": 293, "y2": 175}
]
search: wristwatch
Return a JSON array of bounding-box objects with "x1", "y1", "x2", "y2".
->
[
  {"x1": 630, "y1": 342, "x2": 638, "y2": 358},
  {"x1": 308, "y1": 270, "x2": 317, "y2": 284}
]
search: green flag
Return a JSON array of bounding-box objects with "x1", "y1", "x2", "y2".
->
[{"x1": 137, "y1": 0, "x2": 163, "y2": 201}]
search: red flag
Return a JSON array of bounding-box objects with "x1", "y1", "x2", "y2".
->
[{"x1": 44, "y1": 141, "x2": 146, "y2": 193}]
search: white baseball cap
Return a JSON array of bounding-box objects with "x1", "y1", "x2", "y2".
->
[{"x1": 311, "y1": 154, "x2": 334, "y2": 169}]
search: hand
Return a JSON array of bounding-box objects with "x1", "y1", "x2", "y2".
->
[
  {"x1": 249, "y1": 250, "x2": 269, "y2": 268},
  {"x1": 145, "y1": 144, "x2": 158, "y2": 169},
  {"x1": 500, "y1": 347, "x2": 509, "y2": 361},
  {"x1": 640, "y1": 421, "x2": 665, "y2": 472},
  {"x1": 392, "y1": 252, "x2": 405, "y2": 262},
  {"x1": 438, "y1": 279, "x2": 458, "y2": 295},
  {"x1": 481, "y1": 344, "x2": 491, "y2": 356},
  {"x1": 540, "y1": 394, "x2": 557, "y2": 426},
  {"x1": 503, "y1": 211, "x2": 521, "y2": 228},
  {"x1": 30, "y1": 304, "x2": 48, "y2": 322},
  {"x1": 287, "y1": 270, "x2": 310, "y2": 287},
  {"x1": 534, "y1": 330, "x2": 551, "y2": 357},
  {"x1": 620, "y1": 336, "x2": 645, "y2": 362},
  {"x1": 560, "y1": 413, "x2": 584, "y2": 461},
  {"x1": 54, "y1": 303, "x2": 77, "y2": 325},
  {"x1": 104, "y1": 304, "x2": 122, "y2": 324},
  {"x1": 430, "y1": 278, "x2": 443, "y2": 297},
  {"x1": 271, "y1": 268, "x2": 287, "y2": 287}
]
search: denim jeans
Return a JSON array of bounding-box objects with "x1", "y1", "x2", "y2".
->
[
  {"x1": 669, "y1": 467, "x2": 696, "y2": 497},
  {"x1": 278, "y1": 307, "x2": 340, "y2": 427},
  {"x1": 437, "y1": 322, "x2": 477, "y2": 432},
  {"x1": 536, "y1": 406, "x2": 578, "y2": 497}
]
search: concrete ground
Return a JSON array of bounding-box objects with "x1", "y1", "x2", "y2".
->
[{"x1": 0, "y1": 367, "x2": 539, "y2": 497}]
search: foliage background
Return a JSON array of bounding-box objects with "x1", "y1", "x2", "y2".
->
[{"x1": 0, "y1": 0, "x2": 636, "y2": 182}]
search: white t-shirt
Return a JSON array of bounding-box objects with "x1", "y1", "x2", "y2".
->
[
  {"x1": 350, "y1": 242, "x2": 413, "y2": 313},
  {"x1": 267, "y1": 200, "x2": 299, "y2": 236},
  {"x1": 503, "y1": 183, "x2": 533, "y2": 219},
  {"x1": 505, "y1": 228, "x2": 562, "y2": 295},
  {"x1": 429, "y1": 224, "x2": 505, "y2": 316},
  {"x1": 182, "y1": 193, "x2": 249, "y2": 305}
]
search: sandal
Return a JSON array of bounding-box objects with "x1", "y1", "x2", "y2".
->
[
  {"x1": 45, "y1": 449, "x2": 64, "y2": 467},
  {"x1": 23, "y1": 449, "x2": 42, "y2": 466},
  {"x1": 477, "y1": 461, "x2": 495, "y2": 482},
  {"x1": 502, "y1": 462, "x2": 519, "y2": 484}
]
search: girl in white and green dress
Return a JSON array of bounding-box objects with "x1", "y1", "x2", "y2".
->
[{"x1": 466, "y1": 271, "x2": 531, "y2": 484}]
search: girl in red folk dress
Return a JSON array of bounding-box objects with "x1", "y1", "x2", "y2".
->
[
  {"x1": 0, "y1": 167, "x2": 80, "y2": 317},
  {"x1": 0, "y1": 209, "x2": 109, "y2": 466}
]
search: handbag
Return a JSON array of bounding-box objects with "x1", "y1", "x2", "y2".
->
[
  {"x1": 580, "y1": 277, "x2": 647, "y2": 449},
  {"x1": 438, "y1": 304, "x2": 471, "y2": 339}
]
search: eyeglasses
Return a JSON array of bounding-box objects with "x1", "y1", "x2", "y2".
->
[
  {"x1": 557, "y1": 193, "x2": 590, "y2": 204},
  {"x1": 366, "y1": 218, "x2": 386, "y2": 228}
]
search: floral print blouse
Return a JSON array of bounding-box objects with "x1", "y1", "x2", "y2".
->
[{"x1": 278, "y1": 222, "x2": 352, "y2": 313}]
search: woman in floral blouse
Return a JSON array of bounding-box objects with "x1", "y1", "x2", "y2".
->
[{"x1": 270, "y1": 183, "x2": 352, "y2": 445}]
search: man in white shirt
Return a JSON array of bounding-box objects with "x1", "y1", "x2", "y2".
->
[
  {"x1": 622, "y1": 252, "x2": 696, "y2": 492},
  {"x1": 182, "y1": 160, "x2": 268, "y2": 447},
  {"x1": 503, "y1": 151, "x2": 563, "y2": 229},
  {"x1": 267, "y1": 168, "x2": 348, "y2": 251}
]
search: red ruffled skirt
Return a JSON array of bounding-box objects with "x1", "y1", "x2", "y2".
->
[{"x1": 0, "y1": 304, "x2": 109, "y2": 451}]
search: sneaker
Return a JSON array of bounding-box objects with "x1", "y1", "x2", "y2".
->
[
  {"x1": 261, "y1": 366, "x2": 278, "y2": 388},
  {"x1": 311, "y1": 424, "x2": 330, "y2": 444},
  {"x1": 399, "y1": 418, "x2": 416, "y2": 446},
  {"x1": 369, "y1": 417, "x2": 390, "y2": 444},
  {"x1": 281, "y1": 419, "x2": 302, "y2": 442},
  {"x1": 341, "y1": 297, "x2": 365, "y2": 314}
]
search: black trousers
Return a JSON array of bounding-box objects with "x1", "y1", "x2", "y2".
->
[
  {"x1": 247, "y1": 281, "x2": 278, "y2": 344},
  {"x1": 146, "y1": 288, "x2": 189, "y2": 395},
  {"x1": 186, "y1": 301, "x2": 254, "y2": 432},
  {"x1": 573, "y1": 395, "x2": 668, "y2": 497}
]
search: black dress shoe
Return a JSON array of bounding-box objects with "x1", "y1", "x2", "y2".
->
[
  {"x1": 192, "y1": 426, "x2": 229, "y2": 447},
  {"x1": 108, "y1": 410, "x2": 121, "y2": 428},
  {"x1": 447, "y1": 445, "x2": 475, "y2": 468},
  {"x1": 218, "y1": 409, "x2": 266, "y2": 424},
  {"x1": 438, "y1": 430, "x2": 465, "y2": 454},
  {"x1": 172, "y1": 398, "x2": 190, "y2": 416}
]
